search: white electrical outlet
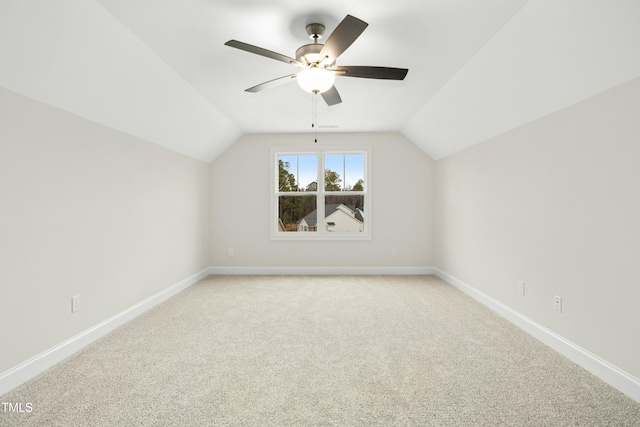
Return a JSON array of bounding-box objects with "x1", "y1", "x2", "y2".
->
[
  {"x1": 517, "y1": 281, "x2": 525, "y2": 296},
  {"x1": 72, "y1": 295, "x2": 81, "y2": 313},
  {"x1": 553, "y1": 295, "x2": 562, "y2": 312},
  {"x1": 391, "y1": 248, "x2": 397, "y2": 256},
  {"x1": 228, "y1": 248, "x2": 234, "y2": 257}
]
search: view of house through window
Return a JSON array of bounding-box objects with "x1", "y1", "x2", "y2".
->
[{"x1": 274, "y1": 150, "x2": 368, "y2": 238}]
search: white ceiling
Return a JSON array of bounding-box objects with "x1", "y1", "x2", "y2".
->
[{"x1": 1, "y1": 0, "x2": 639, "y2": 163}]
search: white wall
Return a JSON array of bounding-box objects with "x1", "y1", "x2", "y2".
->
[
  {"x1": 434, "y1": 77, "x2": 640, "y2": 380},
  {"x1": 210, "y1": 132, "x2": 435, "y2": 270},
  {"x1": 0, "y1": 88, "x2": 211, "y2": 374}
]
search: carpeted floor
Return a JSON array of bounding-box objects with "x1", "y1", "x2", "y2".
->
[{"x1": 1, "y1": 275, "x2": 639, "y2": 426}]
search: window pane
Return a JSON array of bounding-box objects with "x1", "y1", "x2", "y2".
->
[
  {"x1": 345, "y1": 154, "x2": 365, "y2": 191},
  {"x1": 278, "y1": 156, "x2": 297, "y2": 192},
  {"x1": 324, "y1": 153, "x2": 365, "y2": 191},
  {"x1": 324, "y1": 154, "x2": 343, "y2": 191},
  {"x1": 324, "y1": 196, "x2": 365, "y2": 233},
  {"x1": 298, "y1": 155, "x2": 318, "y2": 191},
  {"x1": 278, "y1": 195, "x2": 317, "y2": 232},
  {"x1": 278, "y1": 155, "x2": 317, "y2": 192}
]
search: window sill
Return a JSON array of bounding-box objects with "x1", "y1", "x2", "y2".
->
[{"x1": 271, "y1": 232, "x2": 372, "y2": 241}]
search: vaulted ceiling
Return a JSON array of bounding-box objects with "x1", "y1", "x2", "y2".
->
[{"x1": 1, "y1": 1, "x2": 639, "y2": 163}]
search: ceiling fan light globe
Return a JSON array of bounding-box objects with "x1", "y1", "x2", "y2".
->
[{"x1": 297, "y1": 68, "x2": 335, "y2": 93}]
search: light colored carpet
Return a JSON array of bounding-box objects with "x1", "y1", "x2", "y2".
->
[{"x1": 1, "y1": 275, "x2": 639, "y2": 426}]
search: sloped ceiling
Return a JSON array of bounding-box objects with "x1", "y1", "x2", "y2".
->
[{"x1": 1, "y1": 0, "x2": 639, "y2": 163}]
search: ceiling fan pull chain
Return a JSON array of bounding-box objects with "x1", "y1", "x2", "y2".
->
[
  {"x1": 312, "y1": 91, "x2": 318, "y2": 143},
  {"x1": 311, "y1": 91, "x2": 314, "y2": 130},
  {"x1": 314, "y1": 91, "x2": 319, "y2": 143}
]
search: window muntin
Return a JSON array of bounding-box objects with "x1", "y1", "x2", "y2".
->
[{"x1": 272, "y1": 147, "x2": 370, "y2": 240}]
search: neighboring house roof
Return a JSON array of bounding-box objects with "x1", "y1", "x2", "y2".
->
[
  {"x1": 299, "y1": 210, "x2": 318, "y2": 228},
  {"x1": 299, "y1": 204, "x2": 364, "y2": 226}
]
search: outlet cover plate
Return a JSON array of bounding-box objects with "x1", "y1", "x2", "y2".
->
[{"x1": 554, "y1": 295, "x2": 562, "y2": 312}]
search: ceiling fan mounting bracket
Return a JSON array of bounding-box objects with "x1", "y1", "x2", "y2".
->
[{"x1": 305, "y1": 23, "x2": 325, "y2": 41}]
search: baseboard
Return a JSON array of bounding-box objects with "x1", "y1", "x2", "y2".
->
[
  {"x1": 434, "y1": 268, "x2": 640, "y2": 403},
  {"x1": 208, "y1": 266, "x2": 435, "y2": 275},
  {"x1": 0, "y1": 267, "x2": 209, "y2": 397}
]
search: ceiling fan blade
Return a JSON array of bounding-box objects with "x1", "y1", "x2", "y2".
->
[
  {"x1": 245, "y1": 74, "x2": 297, "y2": 93},
  {"x1": 333, "y1": 66, "x2": 408, "y2": 80},
  {"x1": 319, "y1": 15, "x2": 368, "y2": 62},
  {"x1": 321, "y1": 85, "x2": 342, "y2": 106},
  {"x1": 225, "y1": 40, "x2": 304, "y2": 67}
]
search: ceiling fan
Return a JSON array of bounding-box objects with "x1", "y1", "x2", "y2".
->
[{"x1": 224, "y1": 15, "x2": 408, "y2": 106}]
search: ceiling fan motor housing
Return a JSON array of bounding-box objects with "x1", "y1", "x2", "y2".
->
[{"x1": 296, "y1": 43, "x2": 324, "y2": 65}]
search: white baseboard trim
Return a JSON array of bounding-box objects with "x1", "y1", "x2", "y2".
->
[
  {"x1": 0, "y1": 267, "x2": 210, "y2": 397},
  {"x1": 434, "y1": 268, "x2": 640, "y2": 403},
  {"x1": 208, "y1": 266, "x2": 435, "y2": 276}
]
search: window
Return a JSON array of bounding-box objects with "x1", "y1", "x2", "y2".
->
[{"x1": 271, "y1": 146, "x2": 371, "y2": 240}]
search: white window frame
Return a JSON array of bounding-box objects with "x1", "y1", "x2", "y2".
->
[{"x1": 271, "y1": 146, "x2": 372, "y2": 240}]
